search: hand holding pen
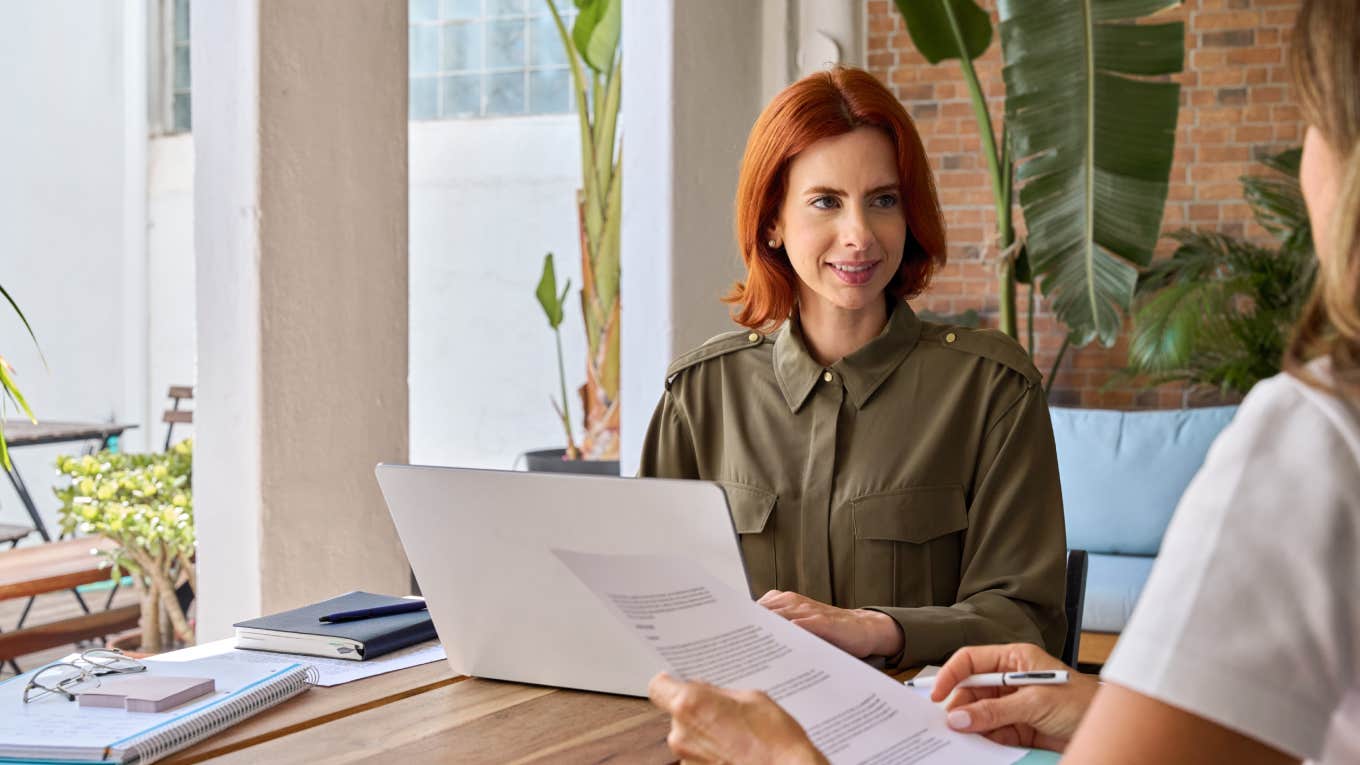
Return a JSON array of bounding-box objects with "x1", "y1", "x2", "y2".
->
[
  {"x1": 927, "y1": 643, "x2": 1100, "y2": 752},
  {"x1": 907, "y1": 670, "x2": 1069, "y2": 690}
]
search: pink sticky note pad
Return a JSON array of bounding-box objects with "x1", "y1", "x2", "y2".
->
[{"x1": 77, "y1": 675, "x2": 215, "y2": 713}]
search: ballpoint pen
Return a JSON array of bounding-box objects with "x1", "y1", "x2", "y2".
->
[
  {"x1": 318, "y1": 600, "x2": 428, "y2": 623},
  {"x1": 906, "y1": 670, "x2": 1069, "y2": 690}
]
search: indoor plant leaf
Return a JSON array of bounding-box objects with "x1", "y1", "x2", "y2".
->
[
  {"x1": 572, "y1": 0, "x2": 620, "y2": 75},
  {"x1": 998, "y1": 0, "x2": 1184, "y2": 347},
  {"x1": 894, "y1": 0, "x2": 993, "y2": 64},
  {"x1": 1125, "y1": 149, "x2": 1314, "y2": 396},
  {"x1": 1242, "y1": 148, "x2": 1308, "y2": 242},
  {"x1": 0, "y1": 283, "x2": 41, "y2": 361},
  {"x1": 536, "y1": 252, "x2": 564, "y2": 329}
]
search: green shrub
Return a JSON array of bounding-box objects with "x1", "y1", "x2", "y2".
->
[{"x1": 55, "y1": 438, "x2": 195, "y2": 651}]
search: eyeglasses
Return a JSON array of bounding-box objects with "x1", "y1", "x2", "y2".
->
[{"x1": 22, "y1": 648, "x2": 148, "y2": 703}]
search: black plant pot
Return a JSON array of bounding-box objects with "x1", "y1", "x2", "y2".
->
[{"x1": 523, "y1": 448, "x2": 620, "y2": 476}]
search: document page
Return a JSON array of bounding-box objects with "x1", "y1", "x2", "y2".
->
[
  {"x1": 554, "y1": 550, "x2": 1024, "y2": 765},
  {"x1": 156, "y1": 637, "x2": 446, "y2": 686}
]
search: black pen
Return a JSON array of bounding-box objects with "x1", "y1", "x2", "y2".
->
[{"x1": 319, "y1": 600, "x2": 427, "y2": 623}]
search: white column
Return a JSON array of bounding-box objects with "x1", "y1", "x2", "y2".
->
[
  {"x1": 194, "y1": 0, "x2": 410, "y2": 639},
  {"x1": 121, "y1": 0, "x2": 149, "y2": 453},
  {"x1": 619, "y1": 0, "x2": 765, "y2": 475}
]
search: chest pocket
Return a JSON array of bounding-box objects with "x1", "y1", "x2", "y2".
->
[
  {"x1": 720, "y1": 482, "x2": 777, "y2": 599},
  {"x1": 850, "y1": 486, "x2": 967, "y2": 607}
]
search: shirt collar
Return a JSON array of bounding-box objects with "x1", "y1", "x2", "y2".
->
[{"x1": 773, "y1": 301, "x2": 922, "y2": 413}]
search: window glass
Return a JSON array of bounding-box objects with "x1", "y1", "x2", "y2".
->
[{"x1": 409, "y1": 0, "x2": 576, "y2": 120}]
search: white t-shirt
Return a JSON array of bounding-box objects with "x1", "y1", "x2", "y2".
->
[{"x1": 1103, "y1": 365, "x2": 1360, "y2": 763}]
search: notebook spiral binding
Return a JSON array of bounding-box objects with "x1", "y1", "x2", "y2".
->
[{"x1": 125, "y1": 664, "x2": 319, "y2": 764}]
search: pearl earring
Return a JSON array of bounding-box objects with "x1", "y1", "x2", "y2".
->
[{"x1": 767, "y1": 239, "x2": 778, "y2": 248}]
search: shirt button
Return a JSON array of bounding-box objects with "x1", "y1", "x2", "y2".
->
[
  {"x1": 823, "y1": 371, "x2": 833, "y2": 383},
  {"x1": 748, "y1": 332, "x2": 760, "y2": 343},
  {"x1": 945, "y1": 332, "x2": 957, "y2": 344}
]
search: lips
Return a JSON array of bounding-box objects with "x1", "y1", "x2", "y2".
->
[{"x1": 827, "y1": 260, "x2": 880, "y2": 286}]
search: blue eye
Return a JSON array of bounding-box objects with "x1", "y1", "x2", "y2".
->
[
  {"x1": 810, "y1": 195, "x2": 840, "y2": 210},
  {"x1": 871, "y1": 194, "x2": 899, "y2": 209}
]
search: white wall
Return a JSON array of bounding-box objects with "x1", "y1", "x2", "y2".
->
[
  {"x1": 0, "y1": 2, "x2": 137, "y2": 539},
  {"x1": 0, "y1": 2, "x2": 196, "y2": 542},
  {"x1": 408, "y1": 116, "x2": 586, "y2": 470},
  {"x1": 619, "y1": 0, "x2": 766, "y2": 475}
]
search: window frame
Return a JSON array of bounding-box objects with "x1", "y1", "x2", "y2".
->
[{"x1": 149, "y1": 0, "x2": 191, "y2": 135}]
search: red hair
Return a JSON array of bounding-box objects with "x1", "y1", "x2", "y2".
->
[{"x1": 726, "y1": 67, "x2": 947, "y2": 331}]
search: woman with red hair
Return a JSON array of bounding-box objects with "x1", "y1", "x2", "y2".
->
[{"x1": 639, "y1": 68, "x2": 1066, "y2": 671}]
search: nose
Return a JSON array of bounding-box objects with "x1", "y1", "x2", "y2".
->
[{"x1": 840, "y1": 205, "x2": 872, "y2": 252}]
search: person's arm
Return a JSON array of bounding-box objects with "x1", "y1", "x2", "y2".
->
[
  {"x1": 1060, "y1": 683, "x2": 1298, "y2": 765},
  {"x1": 1093, "y1": 376, "x2": 1357, "y2": 762},
  {"x1": 637, "y1": 389, "x2": 701, "y2": 479},
  {"x1": 932, "y1": 644, "x2": 1299, "y2": 764},
  {"x1": 870, "y1": 380, "x2": 1068, "y2": 666}
]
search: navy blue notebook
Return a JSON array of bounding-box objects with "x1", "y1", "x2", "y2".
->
[{"x1": 233, "y1": 591, "x2": 437, "y2": 661}]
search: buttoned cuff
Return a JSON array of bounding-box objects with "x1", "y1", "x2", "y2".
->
[{"x1": 862, "y1": 606, "x2": 967, "y2": 669}]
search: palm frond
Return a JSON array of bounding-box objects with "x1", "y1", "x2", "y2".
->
[{"x1": 1125, "y1": 149, "x2": 1313, "y2": 396}]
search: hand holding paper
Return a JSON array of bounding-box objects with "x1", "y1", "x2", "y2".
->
[
  {"x1": 553, "y1": 549, "x2": 1026, "y2": 765},
  {"x1": 648, "y1": 672, "x2": 829, "y2": 765}
]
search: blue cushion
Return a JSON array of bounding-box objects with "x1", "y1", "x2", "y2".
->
[
  {"x1": 1051, "y1": 406, "x2": 1236, "y2": 555},
  {"x1": 1082, "y1": 553, "x2": 1155, "y2": 633}
]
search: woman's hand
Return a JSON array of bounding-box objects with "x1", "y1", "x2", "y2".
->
[
  {"x1": 930, "y1": 643, "x2": 1099, "y2": 752},
  {"x1": 647, "y1": 672, "x2": 828, "y2": 765},
  {"x1": 757, "y1": 590, "x2": 904, "y2": 658}
]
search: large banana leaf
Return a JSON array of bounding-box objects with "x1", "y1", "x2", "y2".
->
[
  {"x1": 894, "y1": 0, "x2": 992, "y2": 64},
  {"x1": 998, "y1": 0, "x2": 1184, "y2": 346}
]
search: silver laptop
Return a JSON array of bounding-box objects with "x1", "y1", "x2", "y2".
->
[{"x1": 375, "y1": 464, "x2": 749, "y2": 697}]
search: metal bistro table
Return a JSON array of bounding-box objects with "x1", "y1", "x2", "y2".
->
[{"x1": 1, "y1": 420, "x2": 135, "y2": 543}]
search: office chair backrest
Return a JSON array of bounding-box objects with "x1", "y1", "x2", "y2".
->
[{"x1": 1061, "y1": 549, "x2": 1088, "y2": 667}]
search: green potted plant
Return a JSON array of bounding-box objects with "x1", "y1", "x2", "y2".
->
[
  {"x1": 528, "y1": 0, "x2": 622, "y2": 473},
  {"x1": 1122, "y1": 149, "x2": 1315, "y2": 397},
  {"x1": 54, "y1": 438, "x2": 195, "y2": 653},
  {"x1": 894, "y1": 0, "x2": 1185, "y2": 385}
]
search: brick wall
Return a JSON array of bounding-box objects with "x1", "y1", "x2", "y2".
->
[{"x1": 869, "y1": 0, "x2": 1305, "y2": 408}]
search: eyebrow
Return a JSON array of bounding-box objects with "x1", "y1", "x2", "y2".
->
[{"x1": 803, "y1": 184, "x2": 901, "y2": 197}]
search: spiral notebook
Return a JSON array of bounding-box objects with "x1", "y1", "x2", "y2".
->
[{"x1": 0, "y1": 655, "x2": 317, "y2": 764}]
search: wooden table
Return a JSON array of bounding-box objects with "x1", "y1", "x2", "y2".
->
[
  {"x1": 162, "y1": 662, "x2": 1058, "y2": 764},
  {"x1": 163, "y1": 662, "x2": 675, "y2": 764}
]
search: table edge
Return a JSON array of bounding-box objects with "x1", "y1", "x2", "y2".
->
[{"x1": 168, "y1": 672, "x2": 467, "y2": 763}]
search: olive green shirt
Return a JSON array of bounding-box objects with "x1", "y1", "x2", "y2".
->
[{"x1": 638, "y1": 303, "x2": 1067, "y2": 668}]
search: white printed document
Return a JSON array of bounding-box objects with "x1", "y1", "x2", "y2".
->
[{"x1": 554, "y1": 550, "x2": 1024, "y2": 765}]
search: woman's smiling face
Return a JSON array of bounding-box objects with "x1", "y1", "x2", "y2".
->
[{"x1": 769, "y1": 126, "x2": 907, "y2": 317}]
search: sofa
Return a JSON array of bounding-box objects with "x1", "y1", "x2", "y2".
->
[{"x1": 1050, "y1": 405, "x2": 1239, "y2": 634}]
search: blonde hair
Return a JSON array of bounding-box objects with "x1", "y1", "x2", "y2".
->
[{"x1": 1284, "y1": 0, "x2": 1360, "y2": 395}]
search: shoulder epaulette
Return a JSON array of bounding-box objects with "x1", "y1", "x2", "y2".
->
[
  {"x1": 665, "y1": 330, "x2": 768, "y2": 387},
  {"x1": 926, "y1": 325, "x2": 1040, "y2": 386}
]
